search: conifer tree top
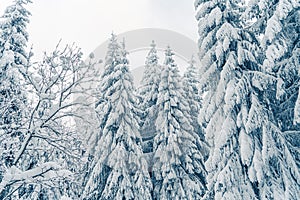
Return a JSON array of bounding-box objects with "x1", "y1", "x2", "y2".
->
[
  {"x1": 163, "y1": 46, "x2": 177, "y2": 69},
  {"x1": 145, "y1": 40, "x2": 159, "y2": 66}
]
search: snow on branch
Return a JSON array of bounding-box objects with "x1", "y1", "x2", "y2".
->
[{"x1": 0, "y1": 162, "x2": 72, "y2": 195}]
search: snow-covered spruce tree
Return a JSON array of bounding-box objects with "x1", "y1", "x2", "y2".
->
[
  {"x1": 182, "y1": 55, "x2": 204, "y2": 140},
  {"x1": 235, "y1": 71, "x2": 300, "y2": 200},
  {"x1": 262, "y1": 2, "x2": 300, "y2": 130},
  {"x1": 152, "y1": 46, "x2": 206, "y2": 200},
  {"x1": 83, "y1": 35, "x2": 152, "y2": 200},
  {"x1": 195, "y1": 0, "x2": 300, "y2": 199},
  {"x1": 244, "y1": 0, "x2": 300, "y2": 183},
  {"x1": 195, "y1": 0, "x2": 260, "y2": 199},
  {"x1": 138, "y1": 40, "x2": 161, "y2": 153},
  {"x1": 261, "y1": 2, "x2": 300, "y2": 198},
  {"x1": 80, "y1": 34, "x2": 123, "y2": 195},
  {"x1": 80, "y1": 37, "x2": 124, "y2": 195},
  {"x1": 268, "y1": 10, "x2": 300, "y2": 178},
  {"x1": 244, "y1": 0, "x2": 299, "y2": 131},
  {"x1": 0, "y1": 0, "x2": 31, "y2": 198},
  {"x1": 246, "y1": 0, "x2": 300, "y2": 182}
]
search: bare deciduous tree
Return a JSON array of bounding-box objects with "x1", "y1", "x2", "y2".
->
[{"x1": 0, "y1": 42, "x2": 100, "y2": 199}]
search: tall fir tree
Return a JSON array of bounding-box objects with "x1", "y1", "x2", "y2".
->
[
  {"x1": 152, "y1": 46, "x2": 206, "y2": 200},
  {"x1": 260, "y1": 1, "x2": 300, "y2": 198},
  {"x1": 244, "y1": 0, "x2": 300, "y2": 181},
  {"x1": 0, "y1": 0, "x2": 31, "y2": 197},
  {"x1": 182, "y1": 55, "x2": 204, "y2": 140},
  {"x1": 195, "y1": 0, "x2": 261, "y2": 199},
  {"x1": 195, "y1": 0, "x2": 300, "y2": 199},
  {"x1": 246, "y1": 1, "x2": 300, "y2": 196},
  {"x1": 81, "y1": 35, "x2": 124, "y2": 195},
  {"x1": 83, "y1": 35, "x2": 152, "y2": 200},
  {"x1": 262, "y1": 1, "x2": 300, "y2": 130},
  {"x1": 244, "y1": 0, "x2": 299, "y2": 129},
  {"x1": 138, "y1": 40, "x2": 161, "y2": 153}
]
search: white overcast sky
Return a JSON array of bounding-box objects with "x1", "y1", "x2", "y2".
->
[{"x1": 0, "y1": 0, "x2": 198, "y2": 60}]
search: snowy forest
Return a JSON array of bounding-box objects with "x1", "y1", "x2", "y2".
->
[{"x1": 0, "y1": 0, "x2": 299, "y2": 199}]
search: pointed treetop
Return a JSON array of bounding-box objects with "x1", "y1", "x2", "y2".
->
[
  {"x1": 145, "y1": 40, "x2": 159, "y2": 66},
  {"x1": 3, "y1": 0, "x2": 32, "y2": 16},
  {"x1": 0, "y1": 0, "x2": 32, "y2": 67},
  {"x1": 111, "y1": 31, "x2": 116, "y2": 38},
  {"x1": 109, "y1": 32, "x2": 118, "y2": 44},
  {"x1": 120, "y1": 37, "x2": 129, "y2": 65},
  {"x1": 150, "y1": 40, "x2": 156, "y2": 49},
  {"x1": 107, "y1": 32, "x2": 118, "y2": 48},
  {"x1": 164, "y1": 45, "x2": 176, "y2": 67},
  {"x1": 121, "y1": 37, "x2": 127, "y2": 54},
  {"x1": 184, "y1": 55, "x2": 198, "y2": 80},
  {"x1": 165, "y1": 45, "x2": 173, "y2": 55},
  {"x1": 188, "y1": 54, "x2": 196, "y2": 66},
  {"x1": 104, "y1": 33, "x2": 121, "y2": 66},
  {"x1": 121, "y1": 37, "x2": 125, "y2": 48}
]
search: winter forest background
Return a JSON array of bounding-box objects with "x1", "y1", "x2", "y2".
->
[{"x1": 0, "y1": 0, "x2": 299, "y2": 199}]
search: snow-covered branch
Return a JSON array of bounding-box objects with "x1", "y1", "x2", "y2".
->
[{"x1": 0, "y1": 162, "x2": 72, "y2": 195}]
